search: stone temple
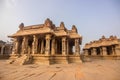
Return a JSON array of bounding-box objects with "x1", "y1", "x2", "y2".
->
[
  {"x1": 8, "y1": 18, "x2": 82, "y2": 65},
  {"x1": 83, "y1": 35, "x2": 120, "y2": 59}
]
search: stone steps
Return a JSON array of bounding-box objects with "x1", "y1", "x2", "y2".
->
[{"x1": 8, "y1": 54, "x2": 33, "y2": 65}]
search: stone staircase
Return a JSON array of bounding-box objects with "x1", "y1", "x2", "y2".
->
[{"x1": 8, "y1": 54, "x2": 33, "y2": 65}]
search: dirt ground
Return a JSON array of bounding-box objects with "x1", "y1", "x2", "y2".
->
[{"x1": 0, "y1": 59, "x2": 120, "y2": 80}]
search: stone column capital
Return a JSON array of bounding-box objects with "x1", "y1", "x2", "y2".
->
[
  {"x1": 102, "y1": 47, "x2": 107, "y2": 50},
  {"x1": 62, "y1": 37, "x2": 66, "y2": 41},
  {"x1": 92, "y1": 48, "x2": 96, "y2": 51},
  {"x1": 45, "y1": 34, "x2": 51, "y2": 39}
]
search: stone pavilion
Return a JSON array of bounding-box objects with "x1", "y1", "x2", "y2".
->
[
  {"x1": 8, "y1": 18, "x2": 82, "y2": 65},
  {"x1": 83, "y1": 36, "x2": 120, "y2": 59}
]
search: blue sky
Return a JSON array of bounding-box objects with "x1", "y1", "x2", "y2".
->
[{"x1": 0, "y1": 0, "x2": 120, "y2": 47}]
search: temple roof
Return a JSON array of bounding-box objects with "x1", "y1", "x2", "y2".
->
[
  {"x1": 8, "y1": 18, "x2": 82, "y2": 39},
  {"x1": 9, "y1": 27, "x2": 53, "y2": 37}
]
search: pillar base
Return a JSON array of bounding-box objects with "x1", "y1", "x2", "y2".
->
[
  {"x1": 32, "y1": 54, "x2": 69, "y2": 65},
  {"x1": 51, "y1": 55, "x2": 68, "y2": 64}
]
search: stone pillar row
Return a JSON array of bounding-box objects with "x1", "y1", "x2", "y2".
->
[
  {"x1": 12, "y1": 35, "x2": 81, "y2": 56},
  {"x1": 84, "y1": 47, "x2": 107, "y2": 56},
  {"x1": 84, "y1": 45, "x2": 120, "y2": 56}
]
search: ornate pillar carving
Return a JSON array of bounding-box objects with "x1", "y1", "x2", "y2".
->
[
  {"x1": 84, "y1": 49, "x2": 89, "y2": 55},
  {"x1": 100, "y1": 47, "x2": 103, "y2": 55},
  {"x1": 75, "y1": 38, "x2": 80, "y2": 55},
  {"x1": 66, "y1": 39, "x2": 69, "y2": 55},
  {"x1": 55, "y1": 40, "x2": 57, "y2": 54},
  {"x1": 1, "y1": 45, "x2": 5, "y2": 55},
  {"x1": 41, "y1": 39, "x2": 44, "y2": 54},
  {"x1": 102, "y1": 47, "x2": 107, "y2": 56},
  {"x1": 92, "y1": 48, "x2": 96, "y2": 55},
  {"x1": 62, "y1": 37, "x2": 66, "y2": 55},
  {"x1": 115, "y1": 45, "x2": 120, "y2": 56},
  {"x1": 45, "y1": 34, "x2": 51, "y2": 55},
  {"x1": 12, "y1": 38, "x2": 19, "y2": 54},
  {"x1": 111, "y1": 46, "x2": 115, "y2": 55},
  {"x1": 21, "y1": 36, "x2": 28, "y2": 54},
  {"x1": 51, "y1": 38, "x2": 55, "y2": 55},
  {"x1": 32, "y1": 35, "x2": 38, "y2": 54}
]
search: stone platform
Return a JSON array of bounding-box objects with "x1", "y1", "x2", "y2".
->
[
  {"x1": 8, "y1": 54, "x2": 82, "y2": 65},
  {"x1": 32, "y1": 54, "x2": 82, "y2": 65},
  {"x1": 84, "y1": 55, "x2": 120, "y2": 60}
]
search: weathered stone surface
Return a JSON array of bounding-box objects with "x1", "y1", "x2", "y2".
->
[{"x1": 0, "y1": 60, "x2": 120, "y2": 80}]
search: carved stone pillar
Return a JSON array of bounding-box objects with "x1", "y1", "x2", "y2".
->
[
  {"x1": 41, "y1": 39, "x2": 44, "y2": 54},
  {"x1": 66, "y1": 39, "x2": 69, "y2": 55},
  {"x1": 12, "y1": 38, "x2": 19, "y2": 54},
  {"x1": 100, "y1": 47, "x2": 103, "y2": 55},
  {"x1": 84, "y1": 49, "x2": 89, "y2": 55},
  {"x1": 62, "y1": 37, "x2": 66, "y2": 55},
  {"x1": 55, "y1": 40, "x2": 57, "y2": 54},
  {"x1": 75, "y1": 38, "x2": 80, "y2": 55},
  {"x1": 45, "y1": 34, "x2": 51, "y2": 55},
  {"x1": 92, "y1": 48, "x2": 96, "y2": 55},
  {"x1": 115, "y1": 45, "x2": 120, "y2": 56},
  {"x1": 102, "y1": 47, "x2": 107, "y2": 56},
  {"x1": 32, "y1": 35, "x2": 38, "y2": 54},
  {"x1": 1, "y1": 45, "x2": 5, "y2": 55},
  {"x1": 8, "y1": 46, "x2": 12, "y2": 55},
  {"x1": 21, "y1": 36, "x2": 28, "y2": 54},
  {"x1": 111, "y1": 46, "x2": 115, "y2": 55},
  {"x1": 51, "y1": 38, "x2": 55, "y2": 55}
]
